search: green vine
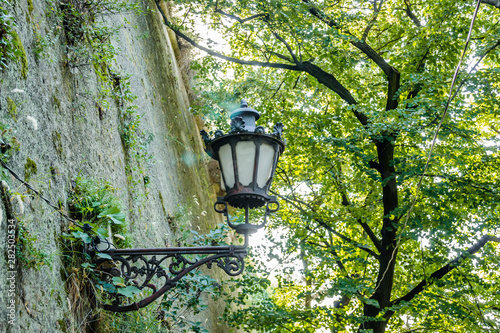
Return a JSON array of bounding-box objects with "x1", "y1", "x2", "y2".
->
[
  {"x1": 0, "y1": 120, "x2": 20, "y2": 166},
  {"x1": 0, "y1": 0, "x2": 27, "y2": 75},
  {"x1": 16, "y1": 218, "x2": 52, "y2": 270}
]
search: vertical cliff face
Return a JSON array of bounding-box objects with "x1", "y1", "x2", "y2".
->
[{"x1": 0, "y1": 0, "x2": 226, "y2": 331}]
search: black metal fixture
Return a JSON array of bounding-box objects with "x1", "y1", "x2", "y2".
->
[{"x1": 97, "y1": 100, "x2": 285, "y2": 312}]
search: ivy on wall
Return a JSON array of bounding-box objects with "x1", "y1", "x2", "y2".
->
[{"x1": 0, "y1": 0, "x2": 27, "y2": 74}]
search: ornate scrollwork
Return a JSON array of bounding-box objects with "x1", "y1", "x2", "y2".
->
[
  {"x1": 272, "y1": 122, "x2": 284, "y2": 139},
  {"x1": 255, "y1": 126, "x2": 266, "y2": 134},
  {"x1": 200, "y1": 129, "x2": 211, "y2": 146},
  {"x1": 230, "y1": 116, "x2": 246, "y2": 133},
  {"x1": 212, "y1": 255, "x2": 245, "y2": 276},
  {"x1": 96, "y1": 245, "x2": 248, "y2": 312}
]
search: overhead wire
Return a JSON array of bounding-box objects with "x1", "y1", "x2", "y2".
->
[
  {"x1": 0, "y1": 161, "x2": 84, "y2": 227},
  {"x1": 1, "y1": 159, "x2": 118, "y2": 252}
]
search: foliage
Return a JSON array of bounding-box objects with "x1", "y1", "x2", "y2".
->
[
  {"x1": 62, "y1": 175, "x2": 136, "y2": 303},
  {"x1": 98, "y1": 310, "x2": 167, "y2": 332},
  {"x1": 56, "y1": 0, "x2": 140, "y2": 67},
  {"x1": 61, "y1": 179, "x2": 226, "y2": 332},
  {"x1": 0, "y1": 0, "x2": 22, "y2": 69},
  {"x1": 0, "y1": 121, "x2": 20, "y2": 165},
  {"x1": 65, "y1": 175, "x2": 130, "y2": 247},
  {"x1": 164, "y1": 0, "x2": 500, "y2": 332},
  {"x1": 48, "y1": 0, "x2": 155, "y2": 191},
  {"x1": 61, "y1": 175, "x2": 140, "y2": 331},
  {"x1": 16, "y1": 218, "x2": 52, "y2": 270},
  {"x1": 157, "y1": 272, "x2": 223, "y2": 333}
]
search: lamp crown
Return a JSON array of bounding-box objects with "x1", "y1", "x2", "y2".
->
[{"x1": 230, "y1": 100, "x2": 260, "y2": 132}]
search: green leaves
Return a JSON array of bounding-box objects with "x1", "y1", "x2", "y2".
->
[
  {"x1": 117, "y1": 285, "x2": 141, "y2": 297},
  {"x1": 68, "y1": 176, "x2": 130, "y2": 247},
  {"x1": 72, "y1": 230, "x2": 92, "y2": 244},
  {"x1": 97, "y1": 206, "x2": 126, "y2": 225},
  {"x1": 0, "y1": 0, "x2": 23, "y2": 69},
  {"x1": 182, "y1": 0, "x2": 500, "y2": 331},
  {"x1": 96, "y1": 252, "x2": 112, "y2": 260}
]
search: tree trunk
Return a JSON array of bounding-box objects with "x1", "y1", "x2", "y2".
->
[{"x1": 359, "y1": 139, "x2": 399, "y2": 333}]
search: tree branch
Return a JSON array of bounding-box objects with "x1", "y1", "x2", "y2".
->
[
  {"x1": 215, "y1": 8, "x2": 267, "y2": 23},
  {"x1": 338, "y1": 190, "x2": 382, "y2": 253},
  {"x1": 306, "y1": 240, "x2": 350, "y2": 277},
  {"x1": 315, "y1": 218, "x2": 380, "y2": 259},
  {"x1": 303, "y1": 0, "x2": 400, "y2": 111},
  {"x1": 154, "y1": 0, "x2": 299, "y2": 71},
  {"x1": 483, "y1": 0, "x2": 500, "y2": 9},
  {"x1": 273, "y1": 191, "x2": 380, "y2": 259},
  {"x1": 391, "y1": 235, "x2": 500, "y2": 308},
  {"x1": 249, "y1": 37, "x2": 295, "y2": 63},
  {"x1": 271, "y1": 29, "x2": 299, "y2": 64},
  {"x1": 362, "y1": 0, "x2": 384, "y2": 41},
  {"x1": 403, "y1": 0, "x2": 422, "y2": 27},
  {"x1": 156, "y1": 0, "x2": 365, "y2": 119},
  {"x1": 297, "y1": 62, "x2": 369, "y2": 124}
]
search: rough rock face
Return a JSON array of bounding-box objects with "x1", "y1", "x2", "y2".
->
[{"x1": 0, "y1": 0, "x2": 227, "y2": 331}]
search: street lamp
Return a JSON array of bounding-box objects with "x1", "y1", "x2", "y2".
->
[{"x1": 97, "y1": 100, "x2": 285, "y2": 312}]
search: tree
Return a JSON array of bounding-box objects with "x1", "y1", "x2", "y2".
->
[{"x1": 155, "y1": 0, "x2": 500, "y2": 332}]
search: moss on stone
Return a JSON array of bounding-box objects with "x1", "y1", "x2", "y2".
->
[
  {"x1": 53, "y1": 94, "x2": 61, "y2": 108},
  {"x1": 11, "y1": 31, "x2": 28, "y2": 79},
  {"x1": 6, "y1": 97, "x2": 17, "y2": 121},
  {"x1": 27, "y1": 0, "x2": 34, "y2": 14},
  {"x1": 52, "y1": 131, "x2": 63, "y2": 156},
  {"x1": 158, "y1": 191, "x2": 168, "y2": 220},
  {"x1": 57, "y1": 318, "x2": 68, "y2": 333},
  {"x1": 24, "y1": 157, "x2": 37, "y2": 182}
]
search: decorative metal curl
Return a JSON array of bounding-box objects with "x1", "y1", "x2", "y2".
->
[
  {"x1": 255, "y1": 125, "x2": 266, "y2": 134},
  {"x1": 272, "y1": 122, "x2": 284, "y2": 139},
  {"x1": 230, "y1": 116, "x2": 246, "y2": 133},
  {"x1": 96, "y1": 244, "x2": 249, "y2": 312},
  {"x1": 212, "y1": 254, "x2": 245, "y2": 276},
  {"x1": 200, "y1": 129, "x2": 211, "y2": 146}
]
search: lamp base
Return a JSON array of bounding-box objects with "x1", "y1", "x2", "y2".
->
[
  {"x1": 214, "y1": 196, "x2": 279, "y2": 234},
  {"x1": 225, "y1": 192, "x2": 270, "y2": 209}
]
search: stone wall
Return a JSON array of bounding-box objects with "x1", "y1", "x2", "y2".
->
[{"x1": 0, "y1": 0, "x2": 227, "y2": 331}]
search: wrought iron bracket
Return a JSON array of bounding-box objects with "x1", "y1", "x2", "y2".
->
[
  {"x1": 95, "y1": 243, "x2": 248, "y2": 312},
  {"x1": 93, "y1": 195, "x2": 277, "y2": 313}
]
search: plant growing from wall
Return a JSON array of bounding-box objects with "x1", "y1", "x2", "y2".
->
[
  {"x1": 61, "y1": 175, "x2": 140, "y2": 331},
  {"x1": 0, "y1": 0, "x2": 21, "y2": 69},
  {"x1": 16, "y1": 218, "x2": 52, "y2": 270},
  {"x1": 56, "y1": 0, "x2": 154, "y2": 195},
  {"x1": 61, "y1": 178, "x2": 229, "y2": 332},
  {"x1": 65, "y1": 175, "x2": 131, "y2": 249},
  {"x1": 57, "y1": 0, "x2": 139, "y2": 67},
  {"x1": 0, "y1": 121, "x2": 20, "y2": 166}
]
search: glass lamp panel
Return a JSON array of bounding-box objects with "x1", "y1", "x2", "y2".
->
[
  {"x1": 218, "y1": 143, "x2": 235, "y2": 189},
  {"x1": 235, "y1": 141, "x2": 256, "y2": 186},
  {"x1": 257, "y1": 143, "x2": 276, "y2": 187}
]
